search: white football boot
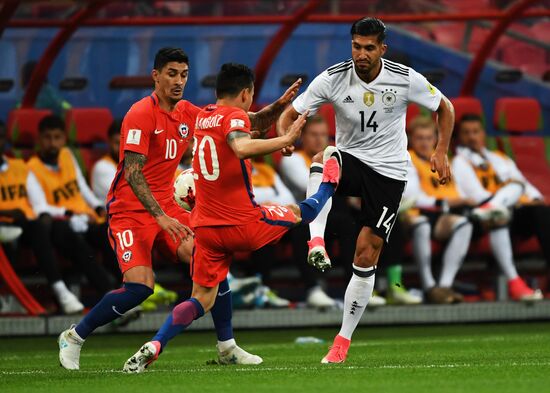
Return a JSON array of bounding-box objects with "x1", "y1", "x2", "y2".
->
[
  {"x1": 217, "y1": 343, "x2": 263, "y2": 365},
  {"x1": 58, "y1": 325, "x2": 84, "y2": 370}
]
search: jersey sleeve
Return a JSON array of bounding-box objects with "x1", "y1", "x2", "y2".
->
[
  {"x1": 407, "y1": 68, "x2": 442, "y2": 112},
  {"x1": 223, "y1": 109, "x2": 251, "y2": 138},
  {"x1": 292, "y1": 71, "x2": 332, "y2": 116},
  {"x1": 120, "y1": 106, "x2": 155, "y2": 156}
]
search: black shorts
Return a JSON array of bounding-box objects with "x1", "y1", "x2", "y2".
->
[{"x1": 336, "y1": 151, "x2": 406, "y2": 242}]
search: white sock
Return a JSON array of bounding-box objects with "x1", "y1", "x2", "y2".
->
[
  {"x1": 489, "y1": 227, "x2": 518, "y2": 280},
  {"x1": 217, "y1": 338, "x2": 236, "y2": 352},
  {"x1": 412, "y1": 222, "x2": 436, "y2": 290},
  {"x1": 307, "y1": 163, "x2": 332, "y2": 239},
  {"x1": 439, "y1": 219, "x2": 473, "y2": 288},
  {"x1": 52, "y1": 280, "x2": 72, "y2": 299},
  {"x1": 338, "y1": 265, "x2": 375, "y2": 340},
  {"x1": 490, "y1": 183, "x2": 523, "y2": 208}
]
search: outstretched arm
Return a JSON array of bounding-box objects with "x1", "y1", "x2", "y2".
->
[
  {"x1": 228, "y1": 111, "x2": 308, "y2": 159},
  {"x1": 248, "y1": 79, "x2": 302, "y2": 132},
  {"x1": 124, "y1": 151, "x2": 192, "y2": 241},
  {"x1": 430, "y1": 94, "x2": 455, "y2": 185}
]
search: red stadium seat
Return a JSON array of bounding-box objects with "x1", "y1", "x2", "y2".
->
[
  {"x1": 65, "y1": 107, "x2": 113, "y2": 145},
  {"x1": 318, "y1": 104, "x2": 336, "y2": 139},
  {"x1": 432, "y1": 23, "x2": 465, "y2": 50},
  {"x1": 494, "y1": 97, "x2": 541, "y2": 132},
  {"x1": 494, "y1": 98, "x2": 550, "y2": 201},
  {"x1": 531, "y1": 21, "x2": 550, "y2": 42},
  {"x1": 450, "y1": 97, "x2": 484, "y2": 125},
  {"x1": 499, "y1": 42, "x2": 546, "y2": 72},
  {"x1": 71, "y1": 147, "x2": 107, "y2": 179},
  {"x1": 7, "y1": 108, "x2": 52, "y2": 146}
]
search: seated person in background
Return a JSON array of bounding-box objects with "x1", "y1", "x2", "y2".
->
[
  {"x1": 243, "y1": 159, "x2": 297, "y2": 308},
  {"x1": 0, "y1": 120, "x2": 84, "y2": 314},
  {"x1": 26, "y1": 115, "x2": 116, "y2": 301},
  {"x1": 19, "y1": 61, "x2": 72, "y2": 116},
  {"x1": 404, "y1": 116, "x2": 474, "y2": 304},
  {"x1": 91, "y1": 120, "x2": 121, "y2": 201},
  {"x1": 451, "y1": 113, "x2": 544, "y2": 301},
  {"x1": 279, "y1": 115, "x2": 359, "y2": 308}
]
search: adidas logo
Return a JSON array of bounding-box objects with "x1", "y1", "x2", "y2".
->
[
  {"x1": 342, "y1": 96, "x2": 354, "y2": 103},
  {"x1": 349, "y1": 300, "x2": 363, "y2": 315}
]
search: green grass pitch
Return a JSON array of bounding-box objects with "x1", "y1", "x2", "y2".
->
[{"x1": 1, "y1": 322, "x2": 549, "y2": 393}]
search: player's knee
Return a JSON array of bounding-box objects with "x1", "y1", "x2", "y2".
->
[
  {"x1": 354, "y1": 239, "x2": 383, "y2": 268},
  {"x1": 123, "y1": 266, "x2": 155, "y2": 289},
  {"x1": 191, "y1": 286, "x2": 217, "y2": 313},
  {"x1": 312, "y1": 152, "x2": 323, "y2": 164},
  {"x1": 177, "y1": 237, "x2": 193, "y2": 264},
  {"x1": 286, "y1": 204, "x2": 302, "y2": 224}
]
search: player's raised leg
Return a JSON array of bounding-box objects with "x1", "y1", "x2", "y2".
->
[
  {"x1": 321, "y1": 227, "x2": 381, "y2": 364},
  {"x1": 306, "y1": 146, "x2": 342, "y2": 271}
]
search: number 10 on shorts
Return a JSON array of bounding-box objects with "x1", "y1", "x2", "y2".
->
[
  {"x1": 376, "y1": 206, "x2": 395, "y2": 234},
  {"x1": 116, "y1": 230, "x2": 134, "y2": 250}
]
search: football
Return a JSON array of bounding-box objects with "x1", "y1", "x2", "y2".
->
[{"x1": 173, "y1": 168, "x2": 196, "y2": 211}]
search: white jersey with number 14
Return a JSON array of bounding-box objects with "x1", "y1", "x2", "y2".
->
[{"x1": 292, "y1": 58, "x2": 442, "y2": 181}]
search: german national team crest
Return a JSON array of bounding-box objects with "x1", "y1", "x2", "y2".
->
[
  {"x1": 363, "y1": 91, "x2": 375, "y2": 107},
  {"x1": 179, "y1": 123, "x2": 189, "y2": 138},
  {"x1": 382, "y1": 89, "x2": 397, "y2": 107}
]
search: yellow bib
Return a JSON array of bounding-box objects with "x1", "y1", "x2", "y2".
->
[
  {"x1": 409, "y1": 150, "x2": 460, "y2": 199},
  {"x1": 251, "y1": 162, "x2": 276, "y2": 188},
  {"x1": 0, "y1": 157, "x2": 35, "y2": 219},
  {"x1": 296, "y1": 150, "x2": 313, "y2": 169},
  {"x1": 468, "y1": 152, "x2": 505, "y2": 194},
  {"x1": 27, "y1": 147, "x2": 97, "y2": 218}
]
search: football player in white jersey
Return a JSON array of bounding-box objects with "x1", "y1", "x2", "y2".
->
[{"x1": 279, "y1": 17, "x2": 455, "y2": 363}]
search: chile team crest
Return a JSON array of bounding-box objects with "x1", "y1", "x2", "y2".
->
[{"x1": 179, "y1": 123, "x2": 189, "y2": 138}]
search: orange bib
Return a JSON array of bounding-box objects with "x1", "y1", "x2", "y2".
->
[
  {"x1": 27, "y1": 147, "x2": 97, "y2": 218},
  {"x1": 0, "y1": 157, "x2": 35, "y2": 219}
]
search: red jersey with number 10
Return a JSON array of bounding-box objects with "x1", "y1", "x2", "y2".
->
[
  {"x1": 190, "y1": 104, "x2": 262, "y2": 228},
  {"x1": 107, "y1": 93, "x2": 200, "y2": 214}
]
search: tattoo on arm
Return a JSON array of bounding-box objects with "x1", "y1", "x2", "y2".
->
[
  {"x1": 124, "y1": 151, "x2": 164, "y2": 218},
  {"x1": 248, "y1": 100, "x2": 286, "y2": 131},
  {"x1": 227, "y1": 131, "x2": 251, "y2": 143}
]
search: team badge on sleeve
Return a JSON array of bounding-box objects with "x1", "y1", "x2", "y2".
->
[
  {"x1": 179, "y1": 123, "x2": 189, "y2": 139},
  {"x1": 127, "y1": 129, "x2": 142, "y2": 145},
  {"x1": 426, "y1": 83, "x2": 436, "y2": 96},
  {"x1": 230, "y1": 119, "x2": 246, "y2": 129}
]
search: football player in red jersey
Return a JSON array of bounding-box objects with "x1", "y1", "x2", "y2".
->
[
  {"x1": 124, "y1": 63, "x2": 340, "y2": 372},
  {"x1": 59, "y1": 49, "x2": 302, "y2": 371}
]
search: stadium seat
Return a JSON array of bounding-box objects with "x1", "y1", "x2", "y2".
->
[
  {"x1": 65, "y1": 107, "x2": 113, "y2": 145},
  {"x1": 499, "y1": 42, "x2": 546, "y2": 73},
  {"x1": 7, "y1": 108, "x2": 52, "y2": 147},
  {"x1": 494, "y1": 97, "x2": 550, "y2": 201},
  {"x1": 450, "y1": 97, "x2": 484, "y2": 125},
  {"x1": 432, "y1": 23, "x2": 465, "y2": 51},
  {"x1": 318, "y1": 104, "x2": 336, "y2": 139},
  {"x1": 71, "y1": 147, "x2": 107, "y2": 179},
  {"x1": 493, "y1": 97, "x2": 541, "y2": 132},
  {"x1": 531, "y1": 21, "x2": 550, "y2": 43}
]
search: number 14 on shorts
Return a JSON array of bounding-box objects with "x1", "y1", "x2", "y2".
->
[{"x1": 376, "y1": 206, "x2": 395, "y2": 234}]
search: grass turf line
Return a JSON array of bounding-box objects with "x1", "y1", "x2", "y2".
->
[{"x1": 1, "y1": 323, "x2": 549, "y2": 393}]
